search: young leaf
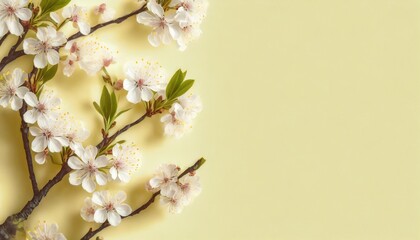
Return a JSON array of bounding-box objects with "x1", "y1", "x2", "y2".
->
[
  {"x1": 110, "y1": 91, "x2": 118, "y2": 121},
  {"x1": 100, "y1": 86, "x2": 111, "y2": 119},
  {"x1": 166, "y1": 69, "x2": 184, "y2": 99},
  {"x1": 115, "y1": 108, "x2": 131, "y2": 119},
  {"x1": 42, "y1": 65, "x2": 58, "y2": 82},
  {"x1": 172, "y1": 79, "x2": 195, "y2": 99},
  {"x1": 40, "y1": 0, "x2": 71, "y2": 16},
  {"x1": 93, "y1": 102, "x2": 104, "y2": 117}
]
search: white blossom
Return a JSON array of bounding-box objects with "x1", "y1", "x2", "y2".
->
[
  {"x1": 147, "y1": 163, "x2": 179, "y2": 191},
  {"x1": 62, "y1": 4, "x2": 90, "y2": 35},
  {"x1": 123, "y1": 60, "x2": 166, "y2": 103},
  {"x1": 29, "y1": 119, "x2": 69, "y2": 157},
  {"x1": 80, "y1": 197, "x2": 97, "y2": 222},
  {"x1": 160, "y1": 103, "x2": 191, "y2": 138},
  {"x1": 28, "y1": 222, "x2": 66, "y2": 240},
  {"x1": 178, "y1": 174, "x2": 201, "y2": 205},
  {"x1": 62, "y1": 38, "x2": 115, "y2": 76},
  {"x1": 109, "y1": 144, "x2": 141, "y2": 183},
  {"x1": 23, "y1": 91, "x2": 61, "y2": 125},
  {"x1": 0, "y1": 0, "x2": 32, "y2": 37},
  {"x1": 60, "y1": 112, "x2": 89, "y2": 151},
  {"x1": 68, "y1": 146, "x2": 109, "y2": 193},
  {"x1": 136, "y1": 0, "x2": 180, "y2": 47},
  {"x1": 160, "y1": 184, "x2": 184, "y2": 214},
  {"x1": 94, "y1": 3, "x2": 115, "y2": 22},
  {"x1": 0, "y1": 68, "x2": 28, "y2": 111},
  {"x1": 23, "y1": 26, "x2": 67, "y2": 68},
  {"x1": 170, "y1": 0, "x2": 208, "y2": 25},
  {"x1": 92, "y1": 191, "x2": 132, "y2": 226},
  {"x1": 178, "y1": 93, "x2": 202, "y2": 119}
]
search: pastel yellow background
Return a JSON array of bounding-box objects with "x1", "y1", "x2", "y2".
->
[{"x1": 1, "y1": 0, "x2": 420, "y2": 239}]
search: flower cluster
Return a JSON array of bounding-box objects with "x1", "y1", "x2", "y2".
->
[
  {"x1": 147, "y1": 164, "x2": 201, "y2": 213},
  {"x1": 68, "y1": 144, "x2": 141, "y2": 193},
  {"x1": 80, "y1": 191, "x2": 132, "y2": 227},
  {"x1": 27, "y1": 222, "x2": 66, "y2": 240},
  {"x1": 137, "y1": 0, "x2": 208, "y2": 50}
]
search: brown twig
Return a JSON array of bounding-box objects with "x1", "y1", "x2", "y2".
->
[
  {"x1": 19, "y1": 103, "x2": 39, "y2": 195},
  {"x1": 0, "y1": 33, "x2": 9, "y2": 46},
  {"x1": 80, "y1": 158, "x2": 207, "y2": 240}
]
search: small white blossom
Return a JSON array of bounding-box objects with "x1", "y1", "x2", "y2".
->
[
  {"x1": 92, "y1": 191, "x2": 132, "y2": 226},
  {"x1": 23, "y1": 26, "x2": 67, "y2": 68},
  {"x1": 62, "y1": 38, "x2": 115, "y2": 76},
  {"x1": 160, "y1": 184, "x2": 184, "y2": 214},
  {"x1": 148, "y1": 163, "x2": 179, "y2": 191},
  {"x1": 110, "y1": 144, "x2": 141, "y2": 183},
  {"x1": 28, "y1": 222, "x2": 66, "y2": 240},
  {"x1": 123, "y1": 60, "x2": 166, "y2": 103},
  {"x1": 61, "y1": 112, "x2": 89, "y2": 151},
  {"x1": 94, "y1": 3, "x2": 115, "y2": 22},
  {"x1": 0, "y1": 0, "x2": 32, "y2": 37},
  {"x1": 68, "y1": 146, "x2": 109, "y2": 193},
  {"x1": 0, "y1": 68, "x2": 28, "y2": 111},
  {"x1": 29, "y1": 119, "x2": 69, "y2": 158},
  {"x1": 80, "y1": 197, "x2": 97, "y2": 222},
  {"x1": 178, "y1": 174, "x2": 201, "y2": 205},
  {"x1": 136, "y1": 0, "x2": 180, "y2": 47},
  {"x1": 23, "y1": 91, "x2": 61, "y2": 124},
  {"x1": 62, "y1": 4, "x2": 90, "y2": 35},
  {"x1": 160, "y1": 103, "x2": 191, "y2": 138},
  {"x1": 178, "y1": 93, "x2": 202, "y2": 119}
]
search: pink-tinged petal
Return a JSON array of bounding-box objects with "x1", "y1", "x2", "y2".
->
[
  {"x1": 15, "y1": 87, "x2": 29, "y2": 99},
  {"x1": 31, "y1": 136, "x2": 47, "y2": 152},
  {"x1": 109, "y1": 167, "x2": 118, "y2": 180},
  {"x1": 46, "y1": 49, "x2": 59, "y2": 65},
  {"x1": 94, "y1": 209, "x2": 107, "y2": 223},
  {"x1": 115, "y1": 204, "x2": 132, "y2": 217},
  {"x1": 78, "y1": 21, "x2": 91, "y2": 35},
  {"x1": 15, "y1": 8, "x2": 32, "y2": 21},
  {"x1": 92, "y1": 191, "x2": 106, "y2": 206},
  {"x1": 35, "y1": 153, "x2": 47, "y2": 165},
  {"x1": 107, "y1": 211, "x2": 121, "y2": 226},
  {"x1": 34, "y1": 53, "x2": 48, "y2": 68},
  {"x1": 126, "y1": 88, "x2": 142, "y2": 104},
  {"x1": 23, "y1": 38, "x2": 40, "y2": 55},
  {"x1": 48, "y1": 138, "x2": 63, "y2": 152},
  {"x1": 95, "y1": 172, "x2": 107, "y2": 186},
  {"x1": 24, "y1": 92, "x2": 38, "y2": 107},
  {"x1": 82, "y1": 176, "x2": 96, "y2": 193},
  {"x1": 95, "y1": 156, "x2": 109, "y2": 168},
  {"x1": 29, "y1": 126, "x2": 42, "y2": 136},
  {"x1": 69, "y1": 170, "x2": 85, "y2": 185},
  {"x1": 68, "y1": 156, "x2": 84, "y2": 170},
  {"x1": 10, "y1": 96, "x2": 22, "y2": 110},
  {"x1": 140, "y1": 88, "x2": 153, "y2": 102},
  {"x1": 6, "y1": 17, "x2": 23, "y2": 36}
]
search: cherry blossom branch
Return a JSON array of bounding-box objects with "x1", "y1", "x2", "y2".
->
[
  {"x1": 80, "y1": 158, "x2": 207, "y2": 240},
  {"x1": 67, "y1": 4, "x2": 147, "y2": 41},
  {"x1": 19, "y1": 102, "x2": 39, "y2": 195},
  {"x1": 0, "y1": 5, "x2": 147, "y2": 72}
]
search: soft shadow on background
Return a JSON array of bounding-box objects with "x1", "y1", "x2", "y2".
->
[{"x1": 2, "y1": 0, "x2": 420, "y2": 239}]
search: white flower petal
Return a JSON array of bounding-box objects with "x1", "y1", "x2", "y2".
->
[
  {"x1": 82, "y1": 176, "x2": 96, "y2": 193},
  {"x1": 107, "y1": 211, "x2": 121, "y2": 226},
  {"x1": 94, "y1": 209, "x2": 107, "y2": 223},
  {"x1": 115, "y1": 204, "x2": 132, "y2": 217}
]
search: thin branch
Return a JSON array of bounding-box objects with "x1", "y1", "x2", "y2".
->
[
  {"x1": 97, "y1": 113, "x2": 148, "y2": 149},
  {"x1": 0, "y1": 33, "x2": 9, "y2": 46},
  {"x1": 19, "y1": 103, "x2": 39, "y2": 195},
  {"x1": 80, "y1": 158, "x2": 207, "y2": 240}
]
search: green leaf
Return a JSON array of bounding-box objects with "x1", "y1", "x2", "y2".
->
[
  {"x1": 109, "y1": 91, "x2": 118, "y2": 121},
  {"x1": 115, "y1": 108, "x2": 131, "y2": 119},
  {"x1": 40, "y1": 0, "x2": 71, "y2": 16},
  {"x1": 100, "y1": 86, "x2": 111, "y2": 119},
  {"x1": 42, "y1": 65, "x2": 58, "y2": 83},
  {"x1": 172, "y1": 79, "x2": 195, "y2": 99},
  {"x1": 93, "y1": 102, "x2": 103, "y2": 117},
  {"x1": 166, "y1": 69, "x2": 184, "y2": 99}
]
